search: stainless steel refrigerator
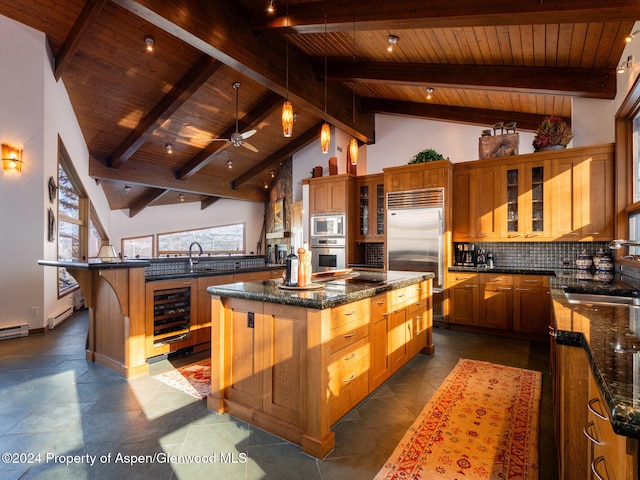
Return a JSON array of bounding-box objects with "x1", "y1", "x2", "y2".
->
[{"x1": 387, "y1": 188, "x2": 444, "y2": 292}]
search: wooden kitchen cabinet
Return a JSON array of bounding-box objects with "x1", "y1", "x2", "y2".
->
[
  {"x1": 383, "y1": 159, "x2": 451, "y2": 193},
  {"x1": 357, "y1": 174, "x2": 384, "y2": 242},
  {"x1": 196, "y1": 274, "x2": 234, "y2": 345},
  {"x1": 513, "y1": 275, "x2": 551, "y2": 335},
  {"x1": 309, "y1": 174, "x2": 353, "y2": 214},
  {"x1": 452, "y1": 165, "x2": 501, "y2": 241},
  {"x1": 369, "y1": 293, "x2": 392, "y2": 390},
  {"x1": 447, "y1": 273, "x2": 479, "y2": 326},
  {"x1": 500, "y1": 160, "x2": 552, "y2": 239},
  {"x1": 550, "y1": 145, "x2": 614, "y2": 240},
  {"x1": 479, "y1": 274, "x2": 513, "y2": 330}
]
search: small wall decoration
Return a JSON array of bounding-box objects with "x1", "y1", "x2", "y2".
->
[
  {"x1": 47, "y1": 207, "x2": 56, "y2": 242},
  {"x1": 479, "y1": 133, "x2": 519, "y2": 159},
  {"x1": 48, "y1": 176, "x2": 57, "y2": 204},
  {"x1": 274, "y1": 199, "x2": 284, "y2": 231}
]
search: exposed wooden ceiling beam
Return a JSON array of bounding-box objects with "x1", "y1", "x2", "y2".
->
[
  {"x1": 108, "y1": 55, "x2": 222, "y2": 169},
  {"x1": 361, "y1": 98, "x2": 549, "y2": 132},
  {"x1": 90, "y1": 157, "x2": 268, "y2": 203},
  {"x1": 176, "y1": 91, "x2": 282, "y2": 180},
  {"x1": 112, "y1": 0, "x2": 375, "y2": 143},
  {"x1": 128, "y1": 188, "x2": 169, "y2": 218},
  {"x1": 232, "y1": 122, "x2": 324, "y2": 190},
  {"x1": 54, "y1": 0, "x2": 108, "y2": 80},
  {"x1": 252, "y1": 0, "x2": 640, "y2": 33},
  {"x1": 200, "y1": 197, "x2": 221, "y2": 210},
  {"x1": 325, "y1": 62, "x2": 617, "y2": 99}
]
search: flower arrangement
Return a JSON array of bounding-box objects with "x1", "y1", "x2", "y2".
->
[
  {"x1": 409, "y1": 148, "x2": 445, "y2": 164},
  {"x1": 532, "y1": 116, "x2": 574, "y2": 152}
]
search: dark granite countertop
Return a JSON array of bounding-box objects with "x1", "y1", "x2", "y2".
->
[
  {"x1": 448, "y1": 266, "x2": 557, "y2": 275},
  {"x1": 207, "y1": 270, "x2": 434, "y2": 309},
  {"x1": 550, "y1": 270, "x2": 640, "y2": 439},
  {"x1": 38, "y1": 259, "x2": 150, "y2": 269}
]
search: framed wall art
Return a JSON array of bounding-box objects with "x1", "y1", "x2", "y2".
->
[{"x1": 274, "y1": 199, "x2": 284, "y2": 231}]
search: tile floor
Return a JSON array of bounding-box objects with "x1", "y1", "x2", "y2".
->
[{"x1": 0, "y1": 310, "x2": 558, "y2": 479}]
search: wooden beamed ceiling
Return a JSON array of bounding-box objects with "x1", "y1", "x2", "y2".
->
[{"x1": 0, "y1": 0, "x2": 635, "y2": 214}]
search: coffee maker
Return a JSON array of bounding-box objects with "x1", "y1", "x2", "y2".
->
[
  {"x1": 455, "y1": 243, "x2": 476, "y2": 267},
  {"x1": 476, "y1": 248, "x2": 487, "y2": 268}
]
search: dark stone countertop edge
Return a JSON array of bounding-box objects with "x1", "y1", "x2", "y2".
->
[
  {"x1": 448, "y1": 266, "x2": 557, "y2": 275},
  {"x1": 38, "y1": 259, "x2": 150, "y2": 269},
  {"x1": 206, "y1": 272, "x2": 434, "y2": 309},
  {"x1": 551, "y1": 286, "x2": 640, "y2": 439}
]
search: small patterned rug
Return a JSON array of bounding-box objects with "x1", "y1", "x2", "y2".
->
[
  {"x1": 153, "y1": 358, "x2": 211, "y2": 400},
  {"x1": 375, "y1": 359, "x2": 542, "y2": 480}
]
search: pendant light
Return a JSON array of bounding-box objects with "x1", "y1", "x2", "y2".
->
[
  {"x1": 281, "y1": 2, "x2": 294, "y2": 137},
  {"x1": 349, "y1": 9, "x2": 358, "y2": 166},
  {"x1": 320, "y1": 13, "x2": 330, "y2": 154}
]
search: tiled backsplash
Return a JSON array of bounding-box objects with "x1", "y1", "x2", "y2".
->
[
  {"x1": 363, "y1": 243, "x2": 384, "y2": 266},
  {"x1": 460, "y1": 241, "x2": 611, "y2": 269},
  {"x1": 145, "y1": 256, "x2": 266, "y2": 276}
]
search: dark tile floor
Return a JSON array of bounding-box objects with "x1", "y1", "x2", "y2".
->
[{"x1": 0, "y1": 310, "x2": 558, "y2": 479}]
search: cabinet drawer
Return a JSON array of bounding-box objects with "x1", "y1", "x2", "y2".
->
[
  {"x1": 330, "y1": 299, "x2": 369, "y2": 330},
  {"x1": 370, "y1": 293, "x2": 390, "y2": 321},
  {"x1": 391, "y1": 285, "x2": 424, "y2": 309},
  {"x1": 586, "y1": 374, "x2": 637, "y2": 480},
  {"x1": 328, "y1": 336, "x2": 370, "y2": 424},
  {"x1": 330, "y1": 322, "x2": 369, "y2": 354},
  {"x1": 514, "y1": 275, "x2": 549, "y2": 288},
  {"x1": 448, "y1": 273, "x2": 478, "y2": 287},
  {"x1": 480, "y1": 274, "x2": 513, "y2": 286}
]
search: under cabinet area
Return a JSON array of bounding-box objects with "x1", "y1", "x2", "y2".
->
[{"x1": 446, "y1": 272, "x2": 550, "y2": 337}]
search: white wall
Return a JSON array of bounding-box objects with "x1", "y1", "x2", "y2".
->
[{"x1": 109, "y1": 199, "x2": 265, "y2": 255}]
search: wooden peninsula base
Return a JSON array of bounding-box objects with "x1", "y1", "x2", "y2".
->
[{"x1": 206, "y1": 271, "x2": 434, "y2": 458}]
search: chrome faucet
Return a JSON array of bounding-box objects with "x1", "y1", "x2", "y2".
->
[
  {"x1": 188, "y1": 241, "x2": 203, "y2": 271},
  {"x1": 608, "y1": 239, "x2": 640, "y2": 249}
]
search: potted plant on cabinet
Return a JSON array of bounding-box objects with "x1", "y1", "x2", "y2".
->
[
  {"x1": 532, "y1": 116, "x2": 574, "y2": 152},
  {"x1": 408, "y1": 148, "x2": 445, "y2": 164}
]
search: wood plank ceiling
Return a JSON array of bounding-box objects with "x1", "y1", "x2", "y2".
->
[{"x1": 0, "y1": 0, "x2": 636, "y2": 214}]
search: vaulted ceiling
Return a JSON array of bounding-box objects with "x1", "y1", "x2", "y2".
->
[{"x1": 1, "y1": 0, "x2": 636, "y2": 214}]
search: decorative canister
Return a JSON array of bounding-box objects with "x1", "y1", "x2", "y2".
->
[
  {"x1": 575, "y1": 250, "x2": 593, "y2": 270},
  {"x1": 596, "y1": 256, "x2": 614, "y2": 272}
]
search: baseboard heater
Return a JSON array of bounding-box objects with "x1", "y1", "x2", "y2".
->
[
  {"x1": 48, "y1": 305, "x2": 74, "y2": 329},
  {"x1": 0, "y1": 323, "x2": 29, "y2": 340}
]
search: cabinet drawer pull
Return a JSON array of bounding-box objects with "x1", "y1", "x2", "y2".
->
[
  {"x1": 515, "y1": 288, "x2": 530, "y2": 291},
  {"x1": 524, "y1": 279, "x2": 540, "y2": 283},
  {"x1": 397, "y1": 293, "x2": 405, "y2": 298},
  {"x1": 585, "y1": 232, "x2": 601, "y2": 235},
  {"x1": 478, "y1": 233, "x2": 490, "y2": 237},
  {"x1": 583, "y1": 421, "x2": 602, "y2": 445},
  {"x1": 416, "y1": 329, "x2": 424, "y2": 335},
  {"x1": 382, "y1": 313, "x2": 390, "y2": 318},
  {"x1": 548, "y1": 326, "x2": 556, "y2": 338},
  {"x1": 344, "y1": 353, "x2": 356, "y2": 360},
  {"x1": 488, "y1": 277, "x2": 503, "y2": 281},
  {"x1": 343, "y1": 331, "x2": 356, "y2": 338},
  {"x1": 588, "y1": 398, "x2": 609, "y2": 421},
  {"x1": 526, "y1": 233, "x2": 541, "y2": 238},
  {"x1": 455, "y1": 276, "x2": 471, "y2": 280},
  {"x1": 343, "y1": 310, "x2": 356, "y2": 316},
  {"x1": 464, "y1": 285, "x2": 478, "y2": 288},
  {"x1": 508, "y1": 233, "x2": 524, "y2": 238},
  {"x1": 343, "y1": 374, "x2": 356, "y2": 383},
  {"x1": 591, "y1": 456, "x2": 608, "y2": 480},
  {"x1": 497, "y1": 287, "x2": 512, "y2": 291},
  {"x1": 416, "y1": 315, "x2": 422, "y2": 320},
  {"x1": 375, "y1": 301, "x2": 385, "y2": 306}
]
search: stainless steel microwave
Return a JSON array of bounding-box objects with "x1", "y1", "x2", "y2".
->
[{"x1": 311, "y1": 214, "x2": 345, "y2": 237}]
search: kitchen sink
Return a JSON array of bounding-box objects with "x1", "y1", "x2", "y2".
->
[{"x1": 563, "y1": 291, "x2": 640, "y2": 307}]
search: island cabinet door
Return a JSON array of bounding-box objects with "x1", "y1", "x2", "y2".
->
[
  {"x1": 369, "y1": 293, "x2": 392, "y2": 391},
  {"x1": 261, "y1": 303, "x2": 307, "y2": 428},
  {"x1": 225, "y1": 300, "x2": 264, "y2": 411}
]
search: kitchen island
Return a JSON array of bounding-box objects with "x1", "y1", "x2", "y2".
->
[{"x1": 206, "y1": 270, "x2": 434, "y2": 458}]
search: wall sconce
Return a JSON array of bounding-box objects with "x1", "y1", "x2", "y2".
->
[
  {"x1": 625, "y1": 30, "x2": 640, "y2": 43},
  {"x1": 97, "y1": 245, "x2": 118, "y2": 263},
  {"x1": 2, "y1": 144, "x2": 23, "y2": 172},
  {"x1": 618, "y1": 55, "x2": 633, "y2": 74}
]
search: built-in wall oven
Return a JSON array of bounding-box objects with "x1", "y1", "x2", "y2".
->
[{"x1": 311, "y1": 236, "x2": 346, "y2": 272}]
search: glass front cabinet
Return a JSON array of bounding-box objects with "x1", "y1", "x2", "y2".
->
[
  {"x1": 358, "y1": 174, "x2": 384, "y2": 242},
  {"x1": 500, "y1": 160, "x2": 551, "y2": 239}
]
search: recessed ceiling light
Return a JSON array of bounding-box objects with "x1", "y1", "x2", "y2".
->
[
  {"x1": 144, "y1": 36, "x2": 155, "y2": 52},
  {"x1": 264, "y1": 181, "x2": 269, "y2": 189},
  {"x1": 387, "y1": 35, "x2": 399, "y2": 53},
  {"x1": 270, "y1": 169, "x2": 275, "y2": 178}
]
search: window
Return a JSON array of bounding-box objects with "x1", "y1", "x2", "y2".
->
[
  {"x1": 57, "y1": 143, "x2": 87, "y2": 296},
  {"x1": 156, "y1": 223, "x2": 245, "y2": 256},
  {"x1": 122, "y1": 235, "x2": 154, "y2": 259},
  {"x1": 616, "y1": 75, "x2": 640, "y2": 259}
]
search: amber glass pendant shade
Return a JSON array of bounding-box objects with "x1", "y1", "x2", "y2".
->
[
  {"x1": 320, "y1": 123, "x2": 331, "y2": 154},
  {"x1": 349, "y1": 137, "x2": 358, "y2": 165},
  {"x1": 282, "y1": 101, "x2": 293, "y2": 137}
]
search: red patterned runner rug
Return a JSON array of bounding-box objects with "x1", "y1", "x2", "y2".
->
[
  {"x1": 153, "y1": 359, "x2": 211, "y2": 400},
  {"x1": 375, "y1": 359, "x2": 542, "y2": 480}
]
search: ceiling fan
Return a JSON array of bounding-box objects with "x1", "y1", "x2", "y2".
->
[{"x1": 209, "y1": 82, "x2": 258, "y2": 152}]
